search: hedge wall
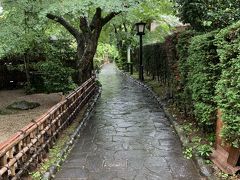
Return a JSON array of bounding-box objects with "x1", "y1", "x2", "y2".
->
[
  {"x1": 215, "y1": 21, "x2": 240, "y2": 147},
  {"x1": 187, "y1": 31, "x2": 220, "y2": 129},
  {"x1": 130, "y1": 22, "x2": 240, "y2": 146},
  {"x1": 132, "y1": 34, "x2": 179, "y2": 100},
  {"x1": 176, "y1": 30, "x2": 196, "y2": 116}
]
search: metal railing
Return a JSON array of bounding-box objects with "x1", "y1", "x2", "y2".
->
[{"x1": 0, "y1": 76, "x2": 96, "y2": 179}]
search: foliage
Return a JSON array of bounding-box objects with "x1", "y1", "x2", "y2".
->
[
  {"x1": 187, "y1": 31, "x2": 220, "y2": 128},
  {"x1": 206, "y1": 0, "x2": 240, "y2": 30},
  {"x1": 180, "y1": 123, "x2": 193, "y2": 134},
  {"x1": 183, "y1": 147, "x2": 193, "y2": 159},
  {"x1": 184, "y1": 143, "x2": 212, "y2": 160},
  {"x1": 215, "y1": 21, "x2": 240, "y2": 147},
  {"x1": 45, "y1": 40, "x2": 77, "y2": 63},
  {"x1": 195, "y1": 144, "x2": 212, "y2": 158},
  {"x1": 173, "y1": 0, "x2": 208, "y2": 31},
  {"x1": 95, "y1": 80, "x2": 102, "y2": 87},
  {"x1": 0, "y1": 0, "x2": 79, "y2": 92},
  {"x1": 0, "y1": 0, "x2": 45, "y2": 57},
  {"x1": 94, "y1": 43, "x2": 119, "y2": 71},
  {"x1": 175, "y1": 30, "x2": 196, "y2": 115},
  {"x1": 37, "y1": 60, "x2": 76, "y2": 94},
  {"x1": 131, "y1": 38, "x2": 175, "y2": 89},
  {"x1": 108, "y1": 0, "x2": 175, "y2": 70},
  {"x1": 173, "y1": 0, "x2": 240, "y2": 31},
  {"x1": 183, "y1": 134, "x2": 212, "y2": 160},
  {"x1": 177, "y1": 22, "x2": 240, "y2": 146},
  {"x1": 1, "y1": 0, "x2": 176, "y2": 88}
]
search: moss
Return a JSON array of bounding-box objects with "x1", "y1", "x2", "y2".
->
[
  {"x1": 0, "y1": 109, "x2": 8, "y2": 115},
  {"x1": 7, "y1": 100, "x2": 40, "y2": 110},
  {"x1": 0, "y1": 108, "x2": 15, "y2": 115}
]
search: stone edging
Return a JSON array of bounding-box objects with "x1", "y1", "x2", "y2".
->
[
  {"x1": 120, "y1": 71, "x2": 215, "y2": 179},
  {"x1": 42, "y1": 87, "x2": 102, "y2": 180}
]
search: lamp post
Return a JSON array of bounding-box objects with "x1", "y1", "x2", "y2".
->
[{"x1": 135, "y1": 22, "x2": 146, "y2": 81}]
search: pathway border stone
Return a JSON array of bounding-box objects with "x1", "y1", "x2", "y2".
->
[
  {"x1": 120, "y1": 71, "x2": 215, "y2": 180},
  {"x1": 42, "y1": 87, "x2": 102, "y2": 180}
]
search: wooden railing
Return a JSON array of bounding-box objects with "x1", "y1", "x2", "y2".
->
[{"x1": 0, "y1": 76, "x2": 96, "y2": 180}]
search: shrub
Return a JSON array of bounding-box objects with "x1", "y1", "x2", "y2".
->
[{"x1": 38, "y1": 60, "x2": 77, "y2": 94}]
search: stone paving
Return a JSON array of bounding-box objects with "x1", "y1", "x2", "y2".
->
[{"x1": 55, "y1": 64, "x2": 202, "y2": 180}]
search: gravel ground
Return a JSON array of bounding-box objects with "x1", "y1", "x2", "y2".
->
[{"x1": 0, "y1": 89, "x2": 62, "y2": 144}]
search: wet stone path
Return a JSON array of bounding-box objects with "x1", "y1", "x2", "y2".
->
[{"x1": 55, "y1": 64, "x2": 201, "y2": 180}]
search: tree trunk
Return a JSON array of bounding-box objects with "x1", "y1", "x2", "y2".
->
[
  {"x1": 47, "y1": 8, "x2": 118, "y2": 85},
  {"x1": 23, "y1": 53, "x2": 31, "y2": 89},
  {"x1": 78, "y1": 28, "x2": 102, "y2": 83},
  {"x1": 76, "y1": 42, "x2": 85, "y2": 84}
]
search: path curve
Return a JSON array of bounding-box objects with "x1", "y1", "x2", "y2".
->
[{"x1": 55, "y1": 63, "x2": 201, "y2": 180}]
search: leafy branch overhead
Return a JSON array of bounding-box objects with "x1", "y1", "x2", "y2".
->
[{"x1": 0, "y1": 0, "x2": 175, "y2": 90}]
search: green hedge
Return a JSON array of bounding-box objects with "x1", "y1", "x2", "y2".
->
[
  {"x1": 132, "y1": 42, "x2": 170, "y2": 84},
  {"x1": 130, "y1": 24, "x2": 240, "y2": 146},
  {"x1": 176, "y1": 30, "x2": 196, "y2": 115},
  {"x1": 179, "y1": 23, "x2": 240, "y2": 146},
  {"x1": 215, "y1": 21, "x2": 240, "y2": 147},
  {"x1": 187, "y1": 31, "x2": 220, "y2": 128}
]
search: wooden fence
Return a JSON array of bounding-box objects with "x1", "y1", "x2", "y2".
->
[{"x1": 0, "y1": 76, "x2": 96, "y2": 179}]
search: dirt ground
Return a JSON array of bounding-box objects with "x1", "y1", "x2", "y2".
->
[{"x1": 0, "y1": 89, "x2": 62, "y2": 144}]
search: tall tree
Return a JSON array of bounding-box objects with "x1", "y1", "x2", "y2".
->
[
  {"x1": 1, "y1": 0, "x2": 175, "y2": 84},
  {"x1": 102, "y1": 0, "x2": 174, "y2": 69},
  {"x1": 42, "y1": 0, "x2": 143, "y2": 83}
]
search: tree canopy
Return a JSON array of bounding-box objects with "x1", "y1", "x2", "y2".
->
[
  {"x1": 173, "y1": 0, "x2": 240, "y2": 31},
  {"x1": 0, "y1": 0, "x2": 175, "y2": 88}
]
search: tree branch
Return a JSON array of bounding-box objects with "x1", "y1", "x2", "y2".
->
[
  {"x1": 80, "y1": 16, "x2": 91, "y2": 35},
  {"x1": 123, "y1": 23, "x2": 128, "y2": 32},
  {"x1": 101, "y1": 12, "x2": 121, "y2": 27},
  {"x1": 46, "y1": 13, "x2": 81, "y2": 40},
  {"x1": 90, "y1": 8, "x2": 102, "y2": 31}
]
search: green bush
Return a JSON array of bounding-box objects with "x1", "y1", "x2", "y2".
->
[
  {"x1": 187, "y1": 31, "x2": 220, "y2": 128},
  {"x1": 215, "y1": 21, "x2": 240, "y2": 147},
  {"x1": 38, "y1": 60, "x2": 77, "y2": 94}
]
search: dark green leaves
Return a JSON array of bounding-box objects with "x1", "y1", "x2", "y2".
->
[
  {"x1": 173, "y1": 0, "x2": 240, "y2": 31},
  {"x1": 215, "y1": 21, "x2": 240, "y2": 147}
]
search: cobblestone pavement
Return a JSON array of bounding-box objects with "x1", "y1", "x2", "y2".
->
[{"x1": 55, "y1": 64, "x2": 202, "y2": 180}]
